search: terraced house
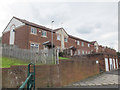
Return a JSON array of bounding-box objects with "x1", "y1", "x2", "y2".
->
[
  {"x1": 2, "y1": 17, "x2": 119, "y2": 71},
  {"x1": 2, "y1": 17, "x2": 116, "y2": 55}
]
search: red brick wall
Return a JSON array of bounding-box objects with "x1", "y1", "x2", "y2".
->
[
  {"x1": 2, "y1": 31, "x2": 10, "y2": 45},
  {"x1": 2, "y1": 24, "x2": 117, "y2": 55},
  {"x1": 27, "y1": 26, "x2": 61, "y2": 49},
  {"x1": 65, "y1": 37, "x2": 91, "y2": 54},
  {"x1": 59, "y1": 60, "x2": 99, "y2": 86},
  {"x1": 84, "y1": 54, "x2": 118, "y2": 72},
  {"x1": 2, "y1": 59, "x2": 99, "y2": 88},
  {"x1": 14, "y1": 25, "x2": 29, "y2": 49}
]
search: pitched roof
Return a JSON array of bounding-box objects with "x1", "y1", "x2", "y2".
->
[
  {"x1": 54, "y1": 28, "x2": 90, "y2": 43},
  {"x1": 9, "y1": 17, "x2": 94, "y2": 44},
  {"x1": 69, "y1": 35, "x2": 90, "y2": 43},
  {"x1": 53, "y1": 27, "x2": 69, "y2": 35},
  {"x1": 90, "y1": 41, "x2": 97, "y2": 45},
  {"x1": 53, "y1": 28, "x2": 63, "y2": 32},
  {"x1": 13, "y1": 16, "x2": 53, "y2": 32}
]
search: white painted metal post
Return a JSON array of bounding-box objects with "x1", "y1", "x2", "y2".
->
[{"x1": 51, "y1": 21, "x2": 54, "y2": 64}]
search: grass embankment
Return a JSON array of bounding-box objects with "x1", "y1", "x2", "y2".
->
[
  {"x1": 59, "y1": 57, "x2": 69, "y2": 60},
  {"x1": 0, "y1": 57, "x2": 29, "y2": 68},
  {"x1": 0, "y1": 56, "x2": 70, "y2": 68}
]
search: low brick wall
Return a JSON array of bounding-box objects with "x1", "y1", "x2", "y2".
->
[{"x1": 2, "y1": 59, "x2": 99, "y2": 88}]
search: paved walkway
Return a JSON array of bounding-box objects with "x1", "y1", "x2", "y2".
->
[{"x1": 66, "y1": 69, "x2": 119, "y2": 88}]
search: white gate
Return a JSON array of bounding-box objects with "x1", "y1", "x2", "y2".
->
[
  {"x1": 109, "y1": 58, "x2": 113, "y2": 70},
  {"x1": 116, "y1": 59, "x2": 118, "y2": 69},
  {"x1": 105, "y1": 58, "x2": 109, "y2": 71},
  {"x1": 113, "y1": 59, "x2": 116, "y2": 69}
]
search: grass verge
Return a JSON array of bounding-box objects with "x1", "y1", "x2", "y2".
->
[
  {"x1": 0, "y1": 57, "x2": 29, "y2": 68},
  {"x1": 59, "y1": 57, "x2": 69, "y2": 60}
]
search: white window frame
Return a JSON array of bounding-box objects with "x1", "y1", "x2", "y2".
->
[
  {"x1": 77, "y1": 41, "x2": 80, "y2": 45},
  {"x1": 88, "y1": 44, "x2": 90, "y2": 47},
  {"x1": 31, "y1": 27, "x2": 37, "y2": 35},
  {"x1": 42, "y1": 31, "x2": 47, "y2": 37},
  {"x1": 57, "y1": 34, "x2": 61, "y2": 40},
  {"x1": 30, "y1": 43, "x2": 39, "y2": 51},
  {"x1": 64, "y1": 37, "x2": 68, "y2": 42},
  {"x1": 82, "y1": 42, "x2": 84, "y2": 46}
]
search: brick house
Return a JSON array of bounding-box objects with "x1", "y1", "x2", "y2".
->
[{"x1": 2, "y1": 16, "x2": 118, "y2": 71}]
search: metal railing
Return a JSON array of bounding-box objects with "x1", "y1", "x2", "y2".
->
[{"x1": 19, "y1": 63, "x2": 35, "y2": 90}]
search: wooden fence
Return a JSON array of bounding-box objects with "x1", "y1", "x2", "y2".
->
[{"x1": 2, "y1": 45, "x2": 59, "y2": 64}]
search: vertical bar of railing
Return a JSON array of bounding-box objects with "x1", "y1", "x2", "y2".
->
[
  {"x1": 19, "y1": 63, "x2": 35, "y2": 90},
  {"x1": 27, "y1": 63, "x2": 30, "y2": 89},
  {"x1": 34, "y1": 64, "x2": 35, "y2": 90}
]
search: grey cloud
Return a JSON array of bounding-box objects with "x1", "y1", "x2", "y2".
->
[
  {"x1": 76, "y1": 26, "x2": 94, "y2": 34},
  {"x1": 0, "y1": 2, "x2": 117, "y2": 50}
]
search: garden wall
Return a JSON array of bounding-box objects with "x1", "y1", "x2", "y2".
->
[{"x1": 2, "y1": 59, "x2": 99, "y2": 88}]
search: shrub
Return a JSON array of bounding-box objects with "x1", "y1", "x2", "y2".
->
[{"x1": 59, "y1": 52, "x2": 65, "y2": 57}]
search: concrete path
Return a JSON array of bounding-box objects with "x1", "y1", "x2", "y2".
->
[{"x1": 66, "y1": 69, "x2": 119, "y2": 88}]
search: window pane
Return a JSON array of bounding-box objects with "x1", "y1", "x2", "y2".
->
[
  {"x1": 64, "y1": 38, "x2": 67, "y2": 42},
  {"x1": 31, "y1": 27, "x2": 37, "y2": 34},
  {"x1": 77, "y1": 41, "x2": 79, "y2": 45},
  {"x1": 42, "y1": 31, "x2": 47, "y2": 36},
  {"x1": 57, "y1": 35, "x2": 60, "y2": 40},
  {"x1": 82, "y1": 42, "x2": 84, "y2": 46}
]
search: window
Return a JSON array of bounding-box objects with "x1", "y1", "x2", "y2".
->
[
  {"x1": 77, "y1": 41, "x2": 80, "y2": 45},
  {"x1": 64, "y1": 37, "x2": 68, "y2": 42},
  {"x1": 57, "y1": 35, "x2": 61, "y2": 40},
  {"x1": 31, "y1": 27, "x2": 37, "y2": 34},
  {"x1": 82, "y1": 50, "x2": 84, "y2": 54},
  {"x1": 82, "y1": 42, "x2": 84, "y2": 46},
  {"x1": 42, "y1": 31, "x2": 47, "y2": 37},
  {"x1": 78, "y1": 50, "x2": 80, "y2": 55},
  {"x1": 30, "y1": 43, "x2": 39, "y2": 51},
  {"x1": 94, "y1": 46, "x2": 96, "y2": 49},
  {"x1": 88, "y1": 44, "x2": 90, "y2": 47}
]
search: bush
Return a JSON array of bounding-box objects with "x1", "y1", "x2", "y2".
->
[{"x1": 59, "y1": 52, "x2": 65, "y2": 57}]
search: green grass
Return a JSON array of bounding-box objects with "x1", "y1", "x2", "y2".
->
[
  {"x1": 59, "y1": 57, "x2": 69, "y2": 60},
  {"x1": 0, "y1": 57, "x2": 29, "y2": 68},
  {"x1": 0, "y1": 56, "x2": 69, "y2": 68}
]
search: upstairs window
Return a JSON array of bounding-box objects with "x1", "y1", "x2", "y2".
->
[
  {"x1": 31, "y1": 27, "x2": 37, "y2": 34},
  {"x1": 57, "y1": 35, "x2": 61, "y2": 40},
  {"x1": 94, "y1": 46, "x2": 96, "y2": 49},
  {"x1": 88, "y1": 44, "x2": 90, "y2": 47},
  {"x1": 64, "y1": 37, "x2": 68, "y2": 42},
  {"x1": 77, "y1": 41, "x2": 80, "y2": 45},
  {"x1": 42, "y1": 31, "x2": 47, "y2": 37},
  {"x1": 82, "y1": 42, "x2": 84, "y2": 46}
]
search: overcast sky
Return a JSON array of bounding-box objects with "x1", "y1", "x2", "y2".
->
[{"x1": 0, "y1": 0, "x2": 118, "y2": 51}]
